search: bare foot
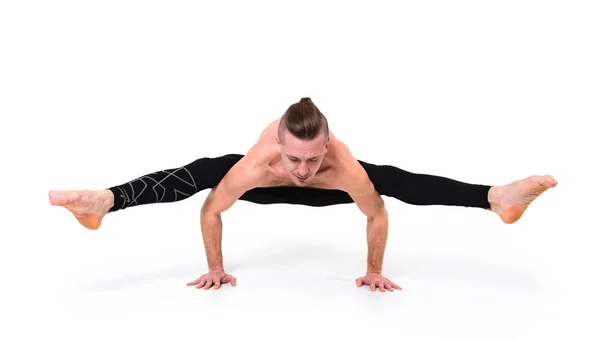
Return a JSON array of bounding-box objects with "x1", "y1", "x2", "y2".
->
[
  {"x1": 488, "y1": 175, "x2": 558, "y2": 224},
  {"x1": 48, "y1": 189, "x2": 114, "y2": 230}
]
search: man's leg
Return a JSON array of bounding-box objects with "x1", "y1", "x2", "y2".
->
[
  {"x1": 49, "y1": 155, "x2": 557, "y2": 229},
  {"x1": 107, "y1": 154, "x2": 243, "y2": 212},
  {"x1": 49, "y1": 154, "x2": 244, "y2": 229},
  {"x1": 105, "y1": 156, "x2": 556, "y2": 222},
  {"x1": 104, "y1": 153, "x2": 354, "y2": 211},
  {"x1": 357, "y1": 160, "x2": 557, "y2": 224},
  {"x1": 241, "y1": 187, "x2": 353, "y2": 206},
  {"x1": 358, "y1": 160, "x2": 492, "y2": 208},
  {"x1": 49, "y1": 154, "x2": 355, "y2": 230}
]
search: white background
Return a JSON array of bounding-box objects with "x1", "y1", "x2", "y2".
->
[{"x1": 1, "y1": 0, "x2": 598, "y2": 340}]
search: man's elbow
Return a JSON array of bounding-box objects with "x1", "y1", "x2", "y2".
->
[
  {"x1": 367, "y1": 204, "x2": 388, "y2": 222},
  {"x1": 200, "y1": 192, "x2": 223, "y2": 217},
  {"x1": 201, "y1": 205, "x2": 220, "y2": 217}
]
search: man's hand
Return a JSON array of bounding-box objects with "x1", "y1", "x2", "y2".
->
[
  {"x1": 356, "y1": 272, "x2": 402, "y2": 292},
  {"x1": 186, "y1": 269, "x2": 237, "y2": 290}
]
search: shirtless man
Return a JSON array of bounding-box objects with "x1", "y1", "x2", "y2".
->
[{"x1": 48, "y1": 97, "x2": 558, "y2": 292}]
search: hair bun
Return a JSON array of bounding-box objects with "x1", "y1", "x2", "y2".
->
[{"x1": 300, "y1": 97, "x2": 312, "y2": 103}]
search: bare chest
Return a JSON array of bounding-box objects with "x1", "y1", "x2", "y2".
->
[
  {"x1": 250, "y1": 123, "x2": 354, "y2": 191},
  {"x1": 260, "y1": 163, "x2": 344, "y2": 190}
]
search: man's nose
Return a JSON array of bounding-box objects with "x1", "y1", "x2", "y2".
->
[{"x1": 298, "y1": 163, "x2": 309, "y2": 176}]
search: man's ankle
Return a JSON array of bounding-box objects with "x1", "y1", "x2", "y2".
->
[
  {"x1": 100, "y1": 189, "x2": 115, "y2": 212},
  {"x1": 487, "y1": 186, "x2": 502, "y2": 213}
]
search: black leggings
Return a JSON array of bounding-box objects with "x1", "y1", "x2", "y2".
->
[{"x1": 107, "y1": 154, "x2": 491, "y2": 212}]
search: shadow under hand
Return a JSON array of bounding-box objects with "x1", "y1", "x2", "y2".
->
[{"x1": 79, "y1": 241, "x2": 538, "y2": 293}]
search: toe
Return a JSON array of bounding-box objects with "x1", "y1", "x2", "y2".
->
[
  {"x1": 528, "y1": 176, "x2": 546, "y2": 191},
  {"x1": 528, "y1": 175, "x2": 556, "y2": 191},
  {"x1": 51, "y1": 191, "x2": 80, "y2": 206},
  {"x1": 49, "y1": 192, "x2": 65, "y2": 205},
  {"x1": 545, "y1": 175, "x2": 557, "y2": 187}
]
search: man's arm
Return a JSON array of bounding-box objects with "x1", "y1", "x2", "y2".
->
[
  {"x1": 344, "y1": 161, "x2": 389, "y2": 274},
  {"x1": 200, "y1": 158, "x2": 261, "y2": 271},
  {"x1": 342, "y1": 161, "x2": 401, "y2": 291}
]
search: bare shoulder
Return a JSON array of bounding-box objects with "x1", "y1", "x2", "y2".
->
[
  {"x1": 202, "y1": 118, "x2": 279, "y2": 215},
  {"x1": 202, "y1": 155, "x2": 266, "y2": 214},
  {"x1": 341, "y1": 161, "x2": 373, "y2": 195},
  {"x1": 222, "y1": 155, "x2": 265, "y2": 189},
  {"x1": 242, "y1": 118, "x2": 281, "y2": 166},
  {"x1": 329, "y1": 136, "x2": 371, "y2": 193},
  {"x1": 331, "y1": 138, "x2": 384, "y2": 217}
]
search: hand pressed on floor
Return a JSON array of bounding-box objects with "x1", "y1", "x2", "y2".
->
[
  {"x1": 356, "y1": 273, "x2": 402, "y2": 292},
  {"x1": 187, "y1": 269, "x2": 237, "y2": 290}
]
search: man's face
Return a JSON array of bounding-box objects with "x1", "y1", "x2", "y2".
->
[{"x1": 277, "y1": 129, "x2": 329, "y2": 186}]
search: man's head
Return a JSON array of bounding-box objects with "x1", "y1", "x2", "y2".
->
[{"x1": 276, "y1": 97, "x2": 330, "y2": 186}]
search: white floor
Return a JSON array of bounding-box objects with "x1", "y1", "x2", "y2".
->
[
  {"x1": 2, "y1": 1, "x2": 599, "y2": 340},
  {"x1": 4, "y1": 185, "x2": 598, "y2": 341}
]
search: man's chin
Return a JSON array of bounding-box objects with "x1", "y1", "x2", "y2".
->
[{"x1": 294, "y1": 178, "x2": 310, "y2": 186}]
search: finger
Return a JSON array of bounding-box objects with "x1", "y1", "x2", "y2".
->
[
  {"x1": 391, "y1": 282, "x2": 402, "y2": 290},
  {"x1": 222, "y1": 274, "x2": 233, "y2": 283},
  {"x1": 230, "y1": 276, "x2": 237, "y2": 287},
  {"x1": 356, "y1": 278, "x2": 363, "y2": 287},
  {"x1": 384, "y1": 282, "x2": 394, "y2": 292},
  {"x1": 370, "y1": 281, "x2": 376, "y2": 292},
  {"x1": 203, "y1": 278, "x2": 213, "y2": 290},
  {"x1": 195, "y1": 278, "x2": 207, "y2": 289},
  {"x1": 187, "y1": 276, "x2": 204, "y2": 286},
  {"x1": 379, "y1": 282, "x2": 385, "y2": 292},
  {"x1": 214, "y1": 280, "x2": 221, "y2": 290}
]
